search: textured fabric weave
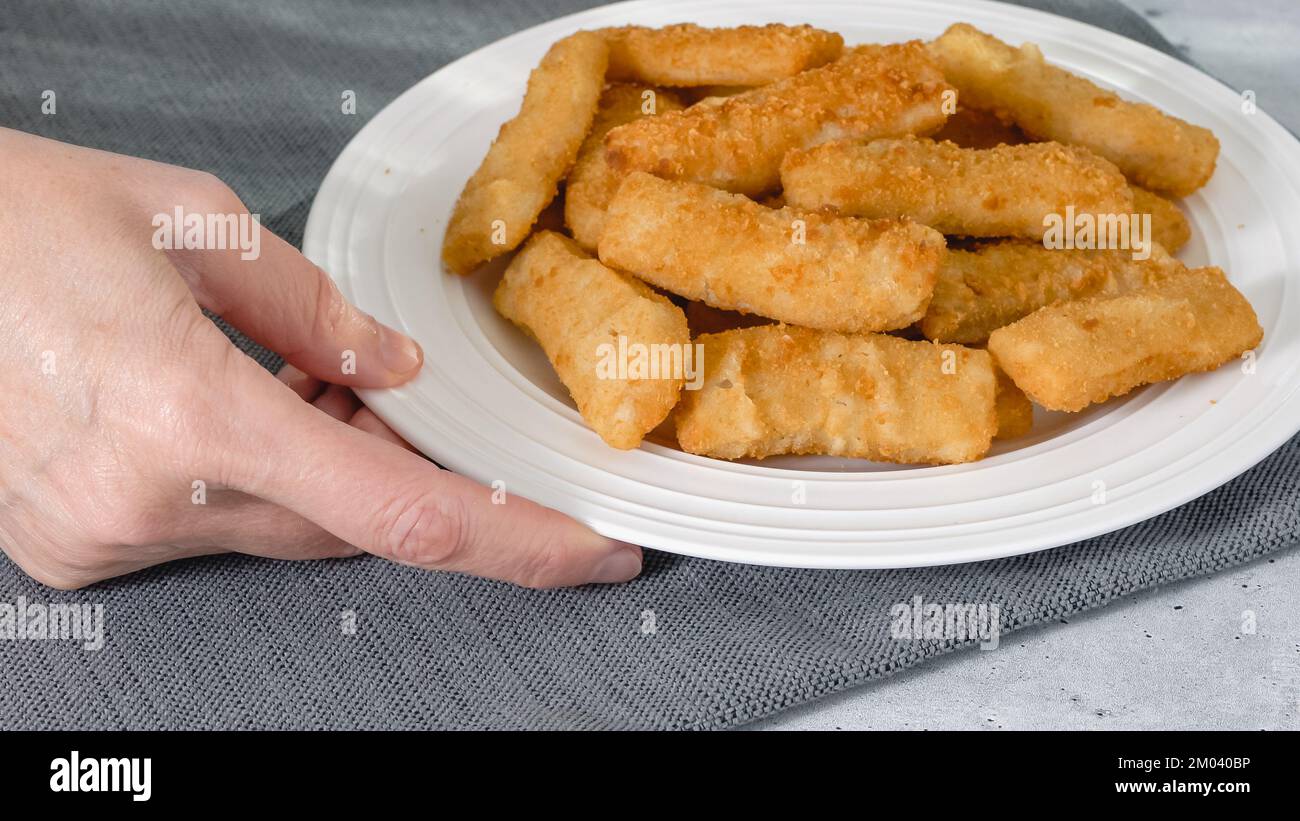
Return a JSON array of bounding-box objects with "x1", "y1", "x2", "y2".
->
[{"x1": 1, "y1": 0, "x2": 1294, "y2": 730}]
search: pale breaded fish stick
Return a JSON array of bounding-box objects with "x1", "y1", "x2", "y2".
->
[
  {"x1": 599, "y1": 172, "x2": 946, "y2": 333},
  {"x1": 442, "y1": 32, "x2": 607, "y2": 275},
  {"x1": 780, "y1": 137, "x2": 1134, "y2": 239},
  {"x1": 675, "y1": 325, "x2": 998, "y2": 464},
  {"x1": 565, "y1": 84, "x2": 684, "y2": 251},
  {"x1": 920, "y1": 240, "x2": 1185, "y2": 344},
  {"x1": 1132, "y1": 186, "x2": 1191, "y2": 253},
  {"x1": 604, "y1": 42, "x2": 953, "y2": 197},
  {"x1": 929, "y1": 23, "x2": 1219, "y2": 196},
  {"x1": 931, "y1": 105, "x2": 1030, "y2": 149},
  {"x1": 994, "y1": 366, "x2": 1034, "y2": 439},
  {"x1": 602, "y1": 24, "x2": 842, "y2": 87},
  {"x1": 987, "y1": 266, "x2": 1262, "y2": 412},
  {"x1": 494, "y1": 231, "x2": 690, "y2": 449}
]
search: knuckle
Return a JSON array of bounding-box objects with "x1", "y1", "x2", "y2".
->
[
  {"x1": 154, "y1": 340, "x2": 255, "y2": 481},
  {"x1": 515, "y1": 537, "x2": 571, "y2": 590},
  {"x1": 149, "y1": 364, "x2": 222, "y2": 464},
  {"x1": 371, "y1": 491, "x2": 466, "y2": 569},
  {"x1": 185, "y1": 170, "x2": 246, "y2": 215},
  {"x1": 311, "y1": 265, "x2": 352, "y2": 340}
]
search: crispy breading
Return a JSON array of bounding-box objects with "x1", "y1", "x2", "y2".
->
[
  {"x1": 929, "y1": 23, "x2": 1219, "y2": 196},
  {"x1": 920, "y1": 239, "x2": 1185, "y2": 344},
  {"x1": 931, "y1": 105, "x2": 1030, "y2": 148},
  {"x1": 598, "y1": 172, "x2": 946, "y2": 333},
  {"x1": 602, "y1": 24, "x2": 843, "y2": 86},
  {"x1": 674, "y1": 325, "x2": 998, "y2": 464},
  {"x1": 493, "y1": 231, "x2": 690, "y2": 449},
  {"x1": 987, "y1": 266, "x2": 1262, "y2": 412},
  {"x1": 565, "y1": 84, "x2": 684, "y2": 250},
  {"x1": 1132, "y1": 185, "x2": 1191, "y2": 253},
  {"x1": 442, "y1": 32, "x2": 607, "y2": 275},
  {"x1": 780, "y1": 137, "x2": 1134, "y2": 238},
  {"x1": 604, "y1": 42, "x2": 953, "y2": 197},
  {"x1": 994, "y1": 366, "x2": 1034, "y2": 439}
]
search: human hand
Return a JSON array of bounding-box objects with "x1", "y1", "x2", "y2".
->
[{"x1": 0, "y1": 128, "x2": 642, "y2": 589}]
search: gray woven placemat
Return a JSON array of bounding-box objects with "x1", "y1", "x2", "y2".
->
[{"x1": 1, "y1": 0, "x2": 1295, "y2": 730}]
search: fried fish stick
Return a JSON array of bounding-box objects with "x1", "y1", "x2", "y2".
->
[
  {"x1": 494, "y1": 231, "x2": 689, "y2": 449},
  {"x1": 602, "y1": 24, "x2": 843, "y2": 87},
  {"x1": 675, "y1": 325, "x2": 997, "y2": 464},
  {"x1": 1132, "y1": 186, "x2": 1191, "y2": 253},
  {"x1": 920, "y1": 240, "x2": 1184, "y2": 344},
  {"x1": 599, "y1": 172, "x2": 946, "y2": 333},
  {"x1": 994, "y1": 366, "x2": 1034, "y2": 439},
  {"x1": 931, "y1": 105, "x2": 1030, "y2": 149},
  {"x1": 929, "y1": 23, "x2": 1219, "y2": 196},
  {"x1": 565, "y1": 85, "x2": 684, "y2": 250},
  {"x1": 780, "y1": 137, "x2": 1134, "y2": 238},
  {"x1": 442, "y1": 32, "x2": 607, "y2": 275},
  {"x1": 605, "y1": 42, "x2": 953, "y2": 197},
  {"x1": 987, "y1": 266, "x2": 1262, "y2": 412}
]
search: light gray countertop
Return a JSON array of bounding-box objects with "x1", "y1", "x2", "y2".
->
[{"x1": 754, "y1": 0, "x2": 1300, "y2": 731}]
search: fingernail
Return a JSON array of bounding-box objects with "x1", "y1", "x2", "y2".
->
[
  {"x1": 379, "y1": 324, "x2": 423, "y2": 375},
  {"x1": 588, "y1": 546, "x2": 642, "y2": 584},
  {"x1": 276, "y1": 363, "x2": 309, "y2": 386}
]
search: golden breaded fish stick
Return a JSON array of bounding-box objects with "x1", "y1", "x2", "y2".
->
[
  {"x1": 675, "y1": 325, "x2": 997, "y2": 464},
  {"x1": 442, "y1": 32, "x2": 607, "y2": 275},
  {"x1": 929, "y1": 23, "x2": 1219, "y2": 196},
  {"x1": 920, "y1": 240, "x2": 1184, "y2": 344},
  {"x1": 565, "y1": 84, "x2": 684, "y2": 251},
  {"x1": 604, "y1": 42, "x2": 953, "y2": 197},
  {"x1": 994, "y1": 366, "x2": 1034, "y2": 439},
  {"x1": 1132, "y1": 186, "x2": 1191, "y2": 253},
  {"x1": 780, "y1": 137, "x2": 1134, "y2": 239},
  {"x1": 494, "y1": 231, "x2": 690, "y2": 449},
  {"x1": 987, "y1": 266, "x2": 1262, "y2": 412},
  {"x1": 599, "y1": 172, "x2": 946, "y2": 333},
  {"x1": 601, "y1": 24, "x2": 842, "y2": 87},
  {"x1": 931, "y1": 106, "x2": 1030, "y2": 149}
]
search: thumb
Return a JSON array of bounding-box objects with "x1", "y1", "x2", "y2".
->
[
  {"x1": 206, "y1": 354, "x2": 642, "y2": 588},
  {"x1": 174, "y1": 212, "x2": 422, "y2": 387}
]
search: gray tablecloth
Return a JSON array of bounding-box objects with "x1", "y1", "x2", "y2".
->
[{"x1": 2, "y1": 0, "x2": 1296, "y2": 730}]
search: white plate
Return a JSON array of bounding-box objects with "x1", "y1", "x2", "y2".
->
[{"x1": 303, "y1": 0, "x2": 1300, "y2": 569}]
